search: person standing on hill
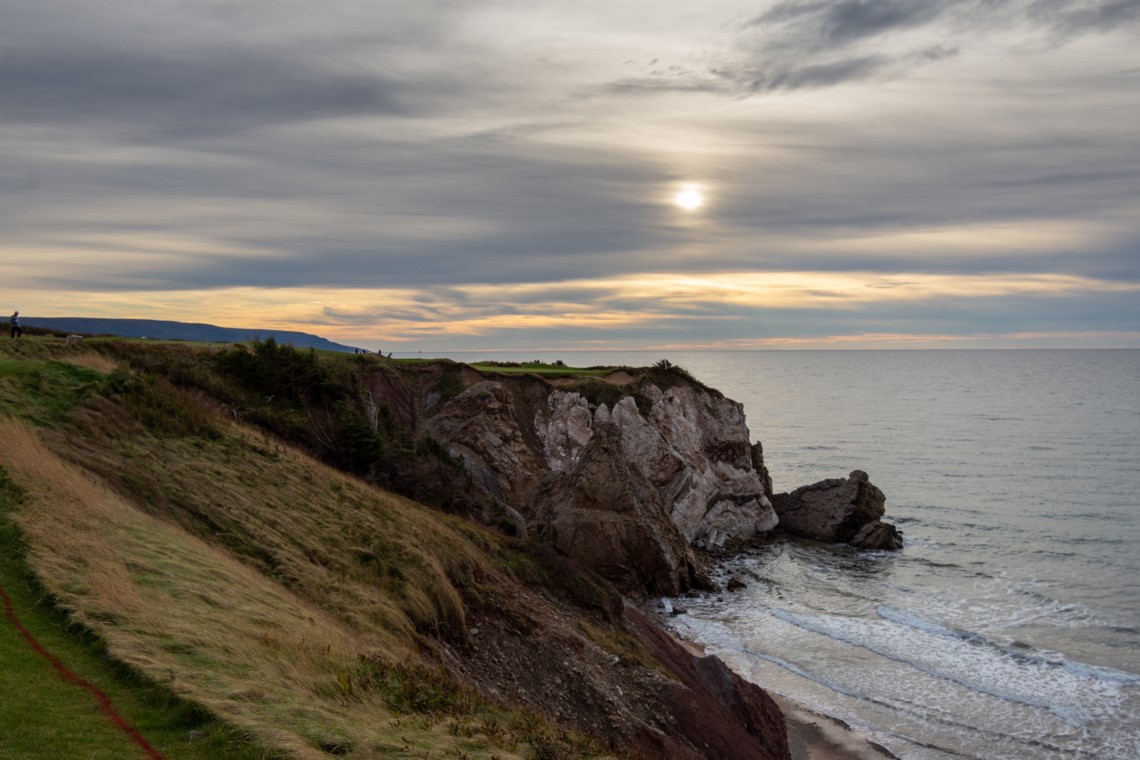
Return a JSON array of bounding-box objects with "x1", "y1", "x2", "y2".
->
[{"x1": 9, "y1": 311, "x2": 21, "y2": 338}]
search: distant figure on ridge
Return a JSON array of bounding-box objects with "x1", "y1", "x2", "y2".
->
[{"x1": 9, "y1": 310, "x2": 20, "y2": 339}]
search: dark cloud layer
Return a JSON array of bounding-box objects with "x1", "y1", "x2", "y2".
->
[
  {"x1": 718, "y1": 0, "x2": 1140, "y2": 91},
  {"x1": 0, "y1": 45, "x2": 402, "y2": 137},
  {"x1": 1032, "y1": 0, "x2": 1140, "y2": 38},
  {"x1": 607, "y1": 1, "x2": 1140, "y2": 96},
  {"x1": 748, "y1": 0, "x2": 950, "y2": 48},
  {"x1": 749, "y1": 0, "x2": 1140, "y2": 46}
]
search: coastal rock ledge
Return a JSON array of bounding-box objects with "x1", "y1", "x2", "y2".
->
[
  {"x1": 418, "y1": 369, "x2": 779, "y2": 595},
  {"x1": 771, "y1": 470, "x2": 903, "y2": 550},
  {"x1": 391, "y1": 362, "x2": 900, "y2": 591}
]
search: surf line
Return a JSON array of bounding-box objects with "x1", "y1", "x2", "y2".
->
[{"x1": 0, "y1": 584, "x2": 168, "y2": 760}]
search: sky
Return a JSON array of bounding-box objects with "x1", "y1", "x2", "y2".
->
[{"x1": 3, "y1": 0, "x2": 1139, "y2": 351}]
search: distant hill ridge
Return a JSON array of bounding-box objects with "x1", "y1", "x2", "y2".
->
[{"x1": 22, "y1": 317, "x2": 356, "y2": 352}]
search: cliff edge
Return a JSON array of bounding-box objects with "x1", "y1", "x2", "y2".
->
[
  {"x1": 371, "y1": 360, "x2": 898, "y2": 592},
  {"x1": 401, "y1": 366, "x2": 779, "y2": 595}
]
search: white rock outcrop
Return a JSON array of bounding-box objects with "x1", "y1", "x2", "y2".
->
[
  {"x1": 535, "y1": 385, "x2": 777, "y2": 550},
  {"x1": 420, "y1": 369, "x2": 781, "y2": 593}
]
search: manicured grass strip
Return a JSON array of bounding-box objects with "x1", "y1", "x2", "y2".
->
[
  {"x1": 1, "y1": 585, "x2": 166, "y2": 760},
  {"x1": 470, "y1": 361, "x2": 616, "y2": 378}
]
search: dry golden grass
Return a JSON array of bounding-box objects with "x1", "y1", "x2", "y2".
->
[
  {"x1": 59, "y1": 351, "x2": 119, "y2": 374},
  {"x1": 0, "y1": 418, "x2": 531, "y2": 759},
  {"x1": 55, "y1": 389, "x2": 507, "y2": 643}
]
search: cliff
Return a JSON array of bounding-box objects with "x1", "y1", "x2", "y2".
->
[
  {"x1": 369, "y1": 364, "x2": 780, "y2": 595},
  {"x1": 1, "y1": 338, "x2": 902, "y2": 758},
  {"x1": 364, "y1": 360, "x2": 898, "y2": 593},
  {"x1": 0, "y1": 339, "x2": 793, "y2": 760}
]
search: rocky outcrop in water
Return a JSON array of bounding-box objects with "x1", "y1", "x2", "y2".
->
[{"x1": 771, "y1": 470, "x2": 902, "y2": 550}]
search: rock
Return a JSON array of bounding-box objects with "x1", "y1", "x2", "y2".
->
[
  {"x1": 750, "y1": 441, "x2": 773, "y2": 497},
  {"x1": 534, "y1": 423, "x2": 705, "y2": 595},
  {"x1": 418, "y1": 368, "x2": 782, "y2": 594},
  {"x1": 423, "y1": 381, "x2": 547, "y2": 506},
  {"x1": 726, "y1": 577, "x2": 747, "y2": 592},
  {"x1": 538, "y1": 385, "x2": 778, "y2": 551},
  {"x1": 500, "y1": 503, "x2": 528, "y2": 538},
  {"x1": 771, "y1": 470, "x2": 901, "y2": 550},
  {"x1": 849, "y1": 520, "x2": 904, "y2": 550},
  {"x1": 626, "y1": 385, "x2": 778, "y2": 548}
]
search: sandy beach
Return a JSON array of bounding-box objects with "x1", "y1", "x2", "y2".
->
[{"x1": 776, "y1": 694, "x2": 899, "y2": 760}]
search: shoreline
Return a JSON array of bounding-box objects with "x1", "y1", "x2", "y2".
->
[
  {"x1": 672, "y1": 631, "x2": 898, "y2": 760},
  {"x1": 774, "y1": 694, "x2": 899, "y2": 760}
]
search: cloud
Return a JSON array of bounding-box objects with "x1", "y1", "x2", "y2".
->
[
  {"x1": 0, "y1": 45, "x2": 402, "y2": 138},
  {"x1": 747, "y1": 0, "x2": 1140, "y2": 50},
  {"x1": 692, "y1": 0, "x2": 1140, "y2": 93},
  {"x1": 0, "y1": 0, "x2": 492, "y2": 140},
  {"x1": 605, "y1": 77, "x2": 727, "y2": 96},
  {"x1": 746, "y1": 54, "x2": 891, "y2": 90},
  {"x1": 1031, "y1": 0, "x2": 1140, "y2": 39},
  {"x1": 747, "y1": 0, "x2": 951, "y2": 49},
  {"x1": 1, "y1": 1, "x2": 1138, "y2": 350},
  {"x1": 11, "y1": 269, "x2": 1140, "y2": 350}
]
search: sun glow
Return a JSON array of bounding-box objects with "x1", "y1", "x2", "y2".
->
[{"x1": 674, "y1": 184, "x2": 704, "y2": 211}]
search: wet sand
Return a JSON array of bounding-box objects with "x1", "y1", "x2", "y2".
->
[{"x1": 776, "y1": 694, "x2": 899, "y2": 760}]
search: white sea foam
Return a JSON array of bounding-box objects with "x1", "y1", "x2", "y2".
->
[{"x1": 876, "y1": 605, "x2": 1140, "y2": 686}]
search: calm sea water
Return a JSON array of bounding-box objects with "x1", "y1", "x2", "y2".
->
[{"x1": 416, "y1": 349, "x2": 1140, "y2": 759}]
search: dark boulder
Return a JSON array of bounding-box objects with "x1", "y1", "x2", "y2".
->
[
  {"x1": 771, "y1": 470, "x2": 902, "y2": 550},
  {"x1": 849, "y1": 519, "x2": 904, "y2": 551}
]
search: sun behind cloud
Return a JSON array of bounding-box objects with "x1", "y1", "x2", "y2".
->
[{"x1": 674, "y1": 183, "x2": 704, "y2": 211}]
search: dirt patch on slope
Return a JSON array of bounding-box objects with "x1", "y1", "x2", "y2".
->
[
  {"x1": 435, "y1": 562, "x2": 790, "y2": 760},
  {"x1": 547, "y1": 370, "x2": 640, "y2": 387}
]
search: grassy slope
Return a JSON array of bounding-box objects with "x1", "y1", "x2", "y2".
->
[
  {"x1": 0, "y1": 337, "x2": 610, "y2": 759},
  {"x1": 0, "y1": 340, "x2": 251, "y2": 758},
  {"x1": 0, "y1": 480, "x2": 272, "y2": 760}
]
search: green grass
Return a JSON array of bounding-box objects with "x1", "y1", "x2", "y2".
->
[
  {"x1": 0, "y1": 358, "x2": 46, "y2": 378},
  {"x1": 0, "y1": 359, "x2": 109, "y2": 426},
  {"x1": 470, "y1": 361, "x2": 616, "y2": 378},
  {"x1": 0, "y1": 472, "x2": 273, "y2": 760}
]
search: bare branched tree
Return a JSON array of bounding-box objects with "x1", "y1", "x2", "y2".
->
[
  {"x1": 308, "y1": 408, "x2": 338, "y2": 451},
  {"x1": 359, "y1": 387, "x2": 379, "y2": 434}
]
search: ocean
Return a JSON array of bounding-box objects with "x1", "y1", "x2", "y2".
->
[{"x1": 413, "y1": 349, "x2": 1140, "y2": 759}]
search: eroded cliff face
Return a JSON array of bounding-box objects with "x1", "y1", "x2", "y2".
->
[
  {"x1": 537, "y1": 385, "x2": 777, "y2": 548},
  {"x1": 362, "y1": 360, "x2": 900, "y2": 591},
  {"x1": 417, "y1": 369, "x2": 779, "y2": 594}
]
